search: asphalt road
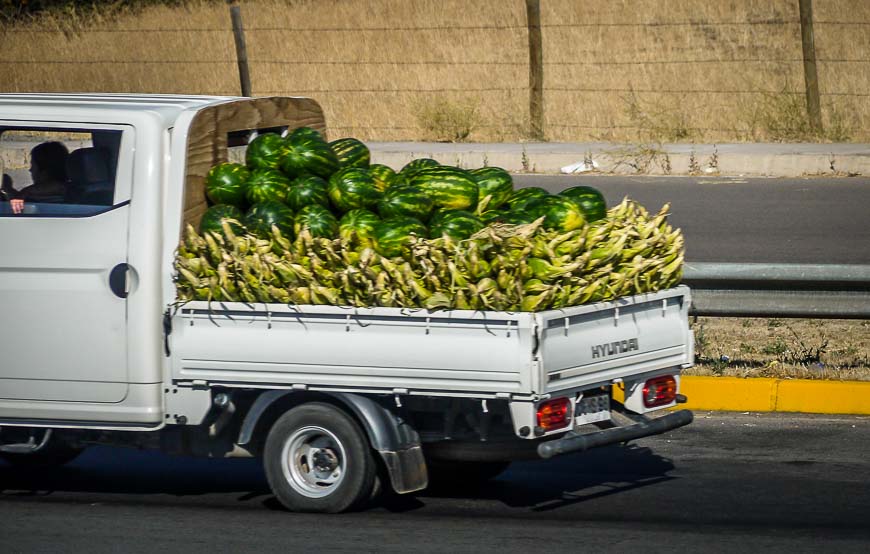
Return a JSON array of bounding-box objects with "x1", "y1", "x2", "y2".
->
[
  {"x1": 2, "y1": 413, "x2": 869, "y2": 553},
  {"x1": 514, "y1": 175, "x2": 870, "y2": 264}
]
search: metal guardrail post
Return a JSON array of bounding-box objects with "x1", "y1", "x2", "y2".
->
[{"x1": 682, "y1": 262, "x2": 870, "y2": 319}]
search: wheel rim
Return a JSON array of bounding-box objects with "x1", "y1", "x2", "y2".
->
[{"x1": 280, "y1": 426, "x2": 348, "y2": 499}]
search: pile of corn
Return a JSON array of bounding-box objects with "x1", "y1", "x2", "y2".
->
[{"x1": 174, "y1": 197, "x2": 684, "y2": 311}]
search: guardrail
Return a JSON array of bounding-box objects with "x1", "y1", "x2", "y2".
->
[{"x1": 682, "y1": 262, "x2": 870, "y2": 319}]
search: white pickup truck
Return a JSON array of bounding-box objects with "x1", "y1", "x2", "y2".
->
[{"x1": 0, "y1": 94, "x2": 694, "y2": 513}]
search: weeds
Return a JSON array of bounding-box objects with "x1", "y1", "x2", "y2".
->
[
  {"x1": 707, "y1": 145, "x2": 719, "y2": 174},
  {"x1": 688, "y1": 148, "x2": 701, "y2": 175},
  {"x1": 742, "y1": 83, "x2": 856, "y2": 143},
  {"x1": 621, "y1": 88, "x2": 695, "y2": 143},
  {"x1": 608, "y1": 143, "x2": 673, "y2": 174},
  {"x1": 413, "y1": 97, "x2": 482, "y2": 143},
  {"x1": 687, "y1": 317, "x2": 864, "y2": 381}
]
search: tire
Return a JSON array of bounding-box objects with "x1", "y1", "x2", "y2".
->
[
  {"x1": 263, "y1": 402, "x2": 376, "y2": 513},
  {"x1": 427, "y1": 459, "x2": 510, "y2": 488}
]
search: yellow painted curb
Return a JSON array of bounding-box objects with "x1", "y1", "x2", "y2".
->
[{"x1": 679, "y1": 376, "x2": 870, "y2": 415}]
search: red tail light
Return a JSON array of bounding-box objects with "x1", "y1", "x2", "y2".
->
[
  {"x1": 537, "y1": 397, "x2": 572, "y2": 431},
  {"x1": 643, "y1": 375, "x2": 677, "y2": 407}
]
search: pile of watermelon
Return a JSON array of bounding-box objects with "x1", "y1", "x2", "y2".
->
[{"x1": 175, "y1": 127, "x2": 684, "y2": 311}]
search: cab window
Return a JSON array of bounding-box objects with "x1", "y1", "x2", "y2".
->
[{"x1": 0, "y1": 128, "x2": 122, "y2": 216}]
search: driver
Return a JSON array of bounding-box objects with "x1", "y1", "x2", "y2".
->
[{"x1": 1, "y1": 141, "x2": 70, "y2": 214}]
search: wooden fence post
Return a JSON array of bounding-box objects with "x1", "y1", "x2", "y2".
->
[
  {"x1": 228, "y1": 0, "x2": 252, "y2": 97},
  {"x1": 525, "y1": 0, "x2": 544, "y2": 140},
  {"x1": 798, "y1": 0, "x2": 823, "y2": 133}
]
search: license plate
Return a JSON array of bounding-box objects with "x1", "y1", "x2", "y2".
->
[{"x1": 575, "y1": 393, "x2": 611, "y2": 426}]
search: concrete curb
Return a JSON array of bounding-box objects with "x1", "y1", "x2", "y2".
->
[
  {"x1": 368, "y1": 142, "x2": 870, "y2": 177},
  {"x1": 678, "y1": 376, "x2": 870, "y2": 415}
]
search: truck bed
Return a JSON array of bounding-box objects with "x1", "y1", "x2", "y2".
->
[{"x1": 169, "y1": 286, "x2": 693, "y2": 400}]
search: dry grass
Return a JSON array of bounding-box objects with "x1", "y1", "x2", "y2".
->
[
  {"x1": 688, "y1": 317, "x2": 870, "y2": 381},
  {"x1": 1, "y1": 0, "x2": 868, "y2": 142}
]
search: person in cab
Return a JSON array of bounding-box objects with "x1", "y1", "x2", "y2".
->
[{"x1": 0, "y1": 141, "x2": 69, "y2": 214}]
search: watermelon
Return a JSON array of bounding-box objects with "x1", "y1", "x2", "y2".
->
[
  {"x1": 369, "y1": 163, "x2": 398, "y2": 192},
  {"x1": 205, "y1": 162, "x2": 250, "y2": 207},
  {"x1": 506, "y1": 186, "x2": 549, "y2": 211},
  {"x1": 407, "y1": 166, "x2": 478, "y2": 211},
  {"x1": 280, "y1": 138, "x2": 340, "y2": 179},
  {"x1": 244, "y1": 201, "x2": 295, "y2": 239},
  {"x1": 329, "y1": 138, "x2": 370, "y2": 169},
  {"x1": 245, "y1": 133, "x2": 285, "y2": 171},
  {"x1": 559, "y1": 185, "x2": 607, "y2": 223},
  {"x1": 523, "y1": 196, "x2": 557, "y2": 218},
  {"x1": 338, "y1": 208, "x2": 380, "y2": 245},
  {"x1": 429, "y1": 210, "x2": 484, "y2": 240},
  {"x1": 328, "y1": 167, "x2": 381, "y2": 212},
  {"x1": 377, "y1": 185, "x2": 434, "y2": 220},
  {"x1": 399, "y1": 158, "x2": 439, "y2": 180},
  {"x1": 286, "y1": 175, "x2": 330, "y2": 211},
  {"x1": 536, "y1": 196, "x2": 586, "y2": 231},
  {"x1": 479, "y1": 210, "x2": 506, "y2": 224},
  {"x1": 468, "y1": 166, "x2": 513, "y2": 210},
  {"x1": 200, "y1": 204, "x2": 245, "y2": 235},
  {"x1": 372, "y1": 216, "x2": 428, "y2": 258},
  {"x1": 288, "y1": 126, "x2": 324, "y2": 143},
  {"x1": 498, "y1": 210, "x2": 539, "y2": 225},
  {"x1": 295, "y1": 204, "x2": 339, "y2": 238},
  {"x1": 246, "y1": 169, "x2": 291, "y2": 205}
]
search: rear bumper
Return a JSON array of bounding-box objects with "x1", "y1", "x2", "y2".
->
[{"x1": 537, "y1": 409, "x2": 694, "y2": 459}]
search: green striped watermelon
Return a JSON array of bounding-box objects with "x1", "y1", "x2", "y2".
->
[
  {"x1": 244, "y1": 201, "x2": 295, "y2": 239},
  {"x1": 200, "y1": 204, "x2": 245, "y2": 235},
  {"x1": 537, "y1": 196, "x2": 586, "y2": 231},
  {"x1": 506, "y1": 186, "x2": 549, "y2": 211},
  {"x1": 498, "y1": 210, "x2": 539, "y2": 225},
  {"x1": 428, "y1": 210, "x2": 484, "y2": 240},
  {"x1": 245, "y1": 133, "x2": 285, "y2": 171},
  {"x1": 468, "y1": 166, "x2": 513, "y2": 210},
  {"x1": 372, "y1": 216, "x2": 428, "y2": 258},
  {"x1": 399, "y1": 158, "x2": 439, "y2": 180},
  {"x1": 288, "y1": 126, "x2": 324, "y2": 143},
  {"x1": 408, "y1": 166, "x2": 478, "y2": 211},
  {"x1": 338, "y1": 208, "x2": 381, "y2": 246},
  {"x1": 559, "y1": 185, "x2": 607, "y2": 223},
  {"x1": 328, "y1": 167, "x2": 381, "y2": 212},
  {"x1": 295, "y1": 204, "x2": 339, "y2": 238},
  {"x1": 478, "y1": 210, "x2": 508, "y2": 224},
  {"x1": 246, "y1": 169, "x2": 291, "y2": 205},
  {"x1": 286, "y1": 175, "x2": 330, "y2": 211},
  {"x1": 329, "y1": 138, "x2": 370, "y2": 169},
  {"x1": 205, "y1": 162, "x2": 250, "y2": 207},
  {"x1": 369, "y1": 164, "x2": 398, "y2": 192},
  {"x1": 377, "y1": 185, "x2": 434, "y2": 220},
  {"x1": 280, "y1": 138, "x2": 340, "y2": 179}
]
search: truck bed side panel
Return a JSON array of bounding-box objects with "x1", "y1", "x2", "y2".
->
[{"x1": 171, "y1": 305, "x2": 536, "y2": 395}]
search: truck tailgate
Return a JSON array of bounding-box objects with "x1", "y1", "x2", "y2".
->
[{"x1": 537, "y1": 286, "x2": 693, "y2": 394}]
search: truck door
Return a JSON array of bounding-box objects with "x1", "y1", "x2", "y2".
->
[{"x1": 0, "y1": 125, "x2": 134, "y2": 409}]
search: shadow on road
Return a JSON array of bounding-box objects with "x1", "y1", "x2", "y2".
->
[
  {"x1": 382, "y1": 443, "x2": 677, "y2": 513},
  {"x1": 1, "y1": 442, "x2": 676, "y2": 514},
  {"x1": 0, "y1": 446, "x2": 270, "y2": 502}
]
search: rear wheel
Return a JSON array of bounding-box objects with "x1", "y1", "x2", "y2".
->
[{"x1": 263, "y1": 402, "x2": 376, "y2": 513}]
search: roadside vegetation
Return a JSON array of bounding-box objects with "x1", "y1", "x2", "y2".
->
[
  {"x1": 2, "y1": 0, "x2": 867, "y2": 143},
  {"x1": 688, "y1": 317, "x2": 870, "y2": 381}
]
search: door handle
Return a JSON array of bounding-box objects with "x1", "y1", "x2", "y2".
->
[{"x1": 109, "y1": 263, "x2": 129, "y2": 298}]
